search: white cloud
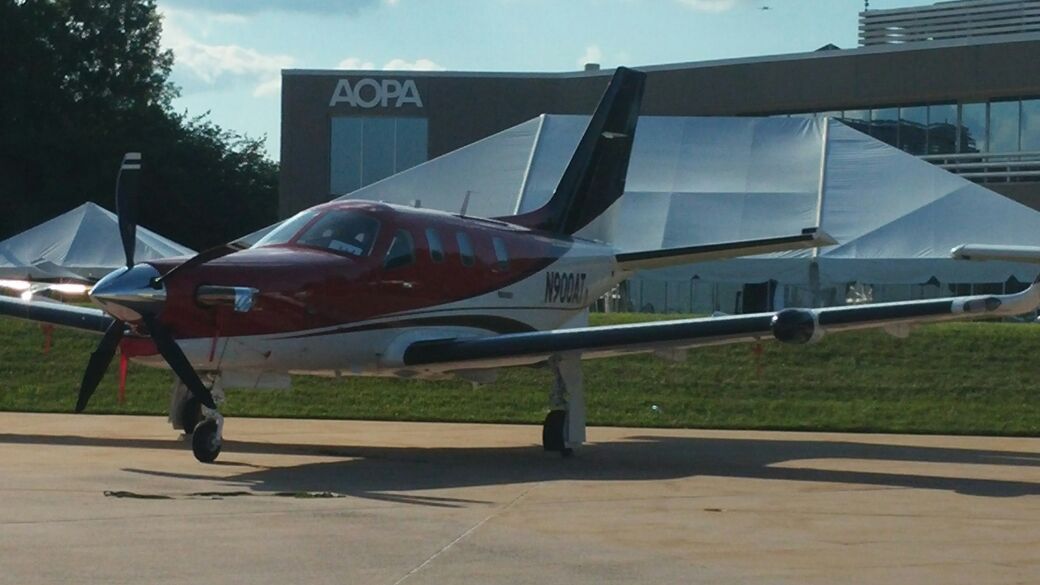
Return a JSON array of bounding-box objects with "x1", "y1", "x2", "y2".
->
[
  {"x1": 382, "y1": 58, "x2": 445, "y2": 71},
  {"x1": 577, "y1": 45, "x2": 603, "y2": 68},
  {"x1": 161, "y1": 9, "x2": 293, "y2": 97},
  {"x1": 337, "y1": 57, "x2": 377, "y2": 70},
  {"x1": 675, "y1": 0, "x2": 751, "y2": 12},
  {"x1": 336, "y1": 57, "x2": 445, "y2": 71},
  {"x1": 161, "y1": 0, "x2": 381, "y2": 16}
]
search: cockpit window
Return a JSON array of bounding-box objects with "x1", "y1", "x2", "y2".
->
[
  {"x1": 295, "y1": 210, "x2": 380, "y2": 256},
  {"x1": 252, "y1": 210, "x2": 320, "y2": 248}
]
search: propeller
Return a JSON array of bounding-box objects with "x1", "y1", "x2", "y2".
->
[
  {"x1": 115, "y1": 152, "x2": 140, "y2": 269},
  {"x1": 74, "y1": 152, "x2": 221, "y2": 413}
]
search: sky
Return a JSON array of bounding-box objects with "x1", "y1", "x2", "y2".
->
[{"x1": 156, "y1": 0, "x2": 938, "y2": 160}]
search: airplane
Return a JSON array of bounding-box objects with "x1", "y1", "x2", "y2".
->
[{"x1": 1, "y1": 67, "x2": 1039, "y2": 463}]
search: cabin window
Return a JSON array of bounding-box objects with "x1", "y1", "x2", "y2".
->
[
  {"x1": 456, "y1": 232, "x2": 475, "y2": 267},
  {"x1": 426, "y1": 228, "x2": 445, "y2": 263},
  {"x1": 384, "y1": 229, "x2": 416, "y2": 269},
  {"x1": 293, "y1": 210, "x2": 379, "y2": 256},
  {"x1": 492, "y1": 237, "x2": 509, "y2": 271}
]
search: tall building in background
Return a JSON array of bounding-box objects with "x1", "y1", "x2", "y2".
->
[{"x1": 860, "y1": 0, "x2": 1040, "y2": 46}]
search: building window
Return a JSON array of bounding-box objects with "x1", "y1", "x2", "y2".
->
[
  {"x1": 870, "y1": 108, "x2": 899, "y2": 147},
  {"x1": 927, "y1": 104, "x2": 957, "y2": 154},
  {"x1": 426, "y1": 228, "x2": 445, "y2": 263},
  {"x1": 329, "y1": 117, "x2": 429, "y2": 194},
  {"x1": 990, "y1": 100, "x2": 1021, "y2": 153},
  {"x1": 456, "y1": 232, "x2": 475, "y2": 267},
  {"x1": 898, "y1": 106, "x2": 928, "y2": 154},
  {"x1": 959, "y1": 102, "x2": 987, "y2": 153},
  {"x1": 1023, "y1": 99, "x2": 1040, "y2": 152},
  {"x1": 840, "y1": 110, "x2": 871, "y2": 135}
]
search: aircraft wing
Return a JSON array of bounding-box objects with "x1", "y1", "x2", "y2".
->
[
  {"x1": 0, "y1": 294, "x2": 113, "y2": 333},
  {"x1": 401, "y1": 281, "x2": 1040, "y2": 370},
  {"x1": 951, "y1": 244, "x2": 1040, "y2": 264}
]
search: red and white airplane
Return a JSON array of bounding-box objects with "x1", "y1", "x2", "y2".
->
[{"x1": 2, "y1": 67, "x2": 1038, "y2": 463}]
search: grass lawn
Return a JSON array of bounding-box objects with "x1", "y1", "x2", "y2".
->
[{"x1": 0, "y1": 314, "x2": 1038, "y2": 435}]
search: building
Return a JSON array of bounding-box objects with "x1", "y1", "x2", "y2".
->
[
  {"x1": 859, "y1": 0, "x2": 1040, "y2": 46},
  {"x1": 280, "y1": 4, "x2": 1040, "y2": 220}
]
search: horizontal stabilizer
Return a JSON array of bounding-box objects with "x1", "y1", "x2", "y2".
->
[
  {"x1": 951, "y1": 244, "x2": 1040, "y2": 264},
  {"x1": 616, "y1": 227, "x2": 836, "y2": 271}
]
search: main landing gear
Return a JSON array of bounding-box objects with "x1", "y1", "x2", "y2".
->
[
  {"x1": 542, "y1": 354, "x2": 585, "y2": 457},
  {"x1": 169, "y1": 376, "x2": 225, "y2": 463}
]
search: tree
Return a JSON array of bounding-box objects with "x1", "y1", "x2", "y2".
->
[{"x1": 0, "y1": 0, "x2": 277, "y2": 250}]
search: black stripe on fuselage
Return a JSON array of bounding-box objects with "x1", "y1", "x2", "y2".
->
[{"x1": 277, "y1": 313, "x2": 539, "y2": 339}]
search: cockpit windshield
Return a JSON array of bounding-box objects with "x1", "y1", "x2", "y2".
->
[
  {"x1": 294, "y1": 210, "x2": 380, "y2": 256},
  {"x1": 252, "y1": 209, "x2": 319, "y2": 248}
]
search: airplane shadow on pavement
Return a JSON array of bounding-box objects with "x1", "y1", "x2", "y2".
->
[{"x1": 1, "y1": 430, "x2": 1038, "y2": 502}]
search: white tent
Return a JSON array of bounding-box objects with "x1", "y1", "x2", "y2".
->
[
  {"x1": 0, "y1": 202, "x2": 195, "y2": 281},
  {"x1": 339, "y1": 115, "x2": 1040, "y2": 292}
]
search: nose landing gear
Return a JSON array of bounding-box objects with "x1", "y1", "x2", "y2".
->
[{"x1": 170, "y1": 375, "x2": 226, "y2": 463}]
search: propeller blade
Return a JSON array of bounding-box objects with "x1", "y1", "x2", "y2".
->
[
  {"x1": 115, "y1": 152, "x2": 142, "y2": 269},
  {"x1": 154, "y1": 243, "x2": 241, "y2": 285},
  {"x1": 75, "y1": 320, "x2": 126, "y2": 412},
  {"x1": 142, "y1": 314, "x2": 216, "y2": 409}
]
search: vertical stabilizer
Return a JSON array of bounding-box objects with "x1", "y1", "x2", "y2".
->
[{"x1": 499, "y1": 67, "x2": 646, "y2": 235}]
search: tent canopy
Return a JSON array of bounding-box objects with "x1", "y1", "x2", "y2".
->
[
  {"x1": 337, "y1": 115, "x2": 1040, "y2": 285},
  {"x1": 0, "y1": 202, "x2": 195, "y2": 281}
]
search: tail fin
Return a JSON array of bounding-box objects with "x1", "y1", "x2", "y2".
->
[{"x1": 500, "y1": 66, "x2": 646, "y2": 235}]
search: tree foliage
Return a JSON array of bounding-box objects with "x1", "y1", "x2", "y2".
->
[{"x1": 0, "y1": 0, "x2": 278, "y2": 250}]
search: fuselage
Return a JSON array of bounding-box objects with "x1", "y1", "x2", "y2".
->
[{"x1": 122, "y1": 200, "x2": 625, "y2": 378}]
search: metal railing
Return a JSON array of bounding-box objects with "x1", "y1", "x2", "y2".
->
[{"x1": 920, "y1": 150, "x2": 1040, "y2": 181}]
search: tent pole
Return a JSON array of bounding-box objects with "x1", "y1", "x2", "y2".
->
[{"x1": 810, "y1": 117, "x2": 831, "y2": 308}]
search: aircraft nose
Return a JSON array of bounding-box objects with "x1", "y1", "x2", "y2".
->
[{"x1": 90, "y1": 264, "x2": 166, "y2": 322}]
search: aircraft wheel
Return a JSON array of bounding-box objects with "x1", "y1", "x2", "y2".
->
[
  {"x1": 180, "y1": 396, "x2": 202, "y2": 435},
  {"x1": 542, "y1": 410, "x2": 571, "y2": 456},
  {"x1": 191, "y1": 419, "x2": 222, "y2": 463}
]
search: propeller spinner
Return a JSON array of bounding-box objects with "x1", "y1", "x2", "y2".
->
[{"x1": 75, "y1": 153, "x2": 216, "y2": 413}]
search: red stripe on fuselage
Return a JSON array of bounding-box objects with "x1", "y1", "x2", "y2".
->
[{"x1": 152, "y1": 202, "x2": 571, "y2": 339}]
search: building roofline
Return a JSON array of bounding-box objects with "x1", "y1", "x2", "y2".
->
[{"x1": 282, "y1": 31, "x2": 1040, "y2": 79}]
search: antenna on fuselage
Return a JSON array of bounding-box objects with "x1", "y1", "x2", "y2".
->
[
  {"x1": 412, "y1": 199, "x2": 422, "y2": 208},
  {"x1": 459, "y1": 190, "x2": 472, "y2": 216}
]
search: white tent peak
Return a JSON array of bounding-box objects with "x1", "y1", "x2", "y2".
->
[{"x1": 0, "y1": 202, "x2": 195, "y2": 281}]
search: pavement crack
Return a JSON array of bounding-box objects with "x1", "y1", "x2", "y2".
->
[
  {"x1": 391, "y1": 484, "x2": 537, "y2": 585},
  {"x1": 103, "y1": 490, "x2": 349, "y2": 500}
]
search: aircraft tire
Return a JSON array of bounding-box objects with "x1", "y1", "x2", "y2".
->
[
  {"x1": 542, "y1": 410, "x2": 567, "y2": 452},
  {"x1": 191, "y1": 419, "x2": 222, "y2": 463}
]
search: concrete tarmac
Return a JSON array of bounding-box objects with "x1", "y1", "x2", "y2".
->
[{"x1": 0, "y1": 412, "x2": 1037, "y2": 584}]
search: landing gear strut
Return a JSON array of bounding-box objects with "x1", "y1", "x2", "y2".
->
[{"x1": 542, "y1": 353, "x2": 585, "y2": 457}]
